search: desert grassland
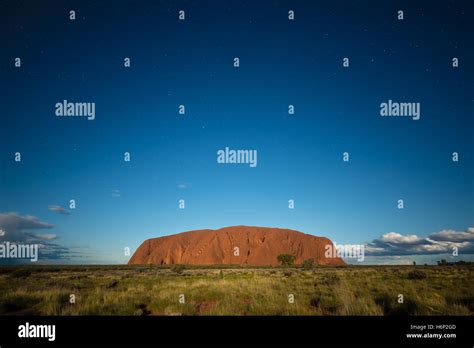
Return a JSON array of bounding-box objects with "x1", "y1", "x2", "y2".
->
[{"x1": 0, "y1": 265, "x2": 472, "y2": 316}]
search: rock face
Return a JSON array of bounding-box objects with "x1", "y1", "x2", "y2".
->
[{"x1": 128, "y1": 226, "x2": 345, "y2": 266}]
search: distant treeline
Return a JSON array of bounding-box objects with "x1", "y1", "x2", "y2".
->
[
  {"x1": 0, "y1": 261, "x2": 473, "y2": 273},
  {"x1": 436, "y1": 260, "x2": 473, "y2": 266}
]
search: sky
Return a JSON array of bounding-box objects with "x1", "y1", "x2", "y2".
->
[{"x1": 0, "y1": 0, "x2": 473, "y2": 264}]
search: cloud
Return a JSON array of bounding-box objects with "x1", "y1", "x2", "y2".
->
[
  {"x1": 48, "y1": 205, "x2": 71, "y2": 215},
  {"x1": 177, "y1": 183, "x2": 191, "y2": 189},
  {"x1": 429, "y1": 228, "x2": 474, "y2": 242},
  {"x1": 31, "y1": 233, "x2": 57, "y2": 241},
  {"x1": 0, "y1": 212, "x2": 72, "y2": 263},
  {"x1": 110, "y1": 189, "x2": 121, "y2": 198},
  {"x1": 0, "y1": 213, "x2": 54, "y2": 242},
  {"x1": 366, "y1": 227, "x2": 474, "y2": 256},
  {"x1": 378, "y1": 232, "x2": 423, "y2": 244},
  {"x1": 37, "y1": 243, "x2": 76, "y2": 260}
]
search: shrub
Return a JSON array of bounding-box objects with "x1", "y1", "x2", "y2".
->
[
  {"x1": 137, "y1": 303, "x2": 151, "y2": 316},
  {"x1": 322, "y1": 273, "x2": 340, "y2": 285},
  {"x1": 309, "y1": 296, "x2": 320, "y2": 308},
  {"x1": 407, "y1": 270, "x2": 427, "y2": 280},
  {"x1": 0, "y1": 295, "x2": 40, "y2": 314},
  {"x1": 277, "y1": 254, "x2": 295, "y2": 266},
  {"x1": 309, "y1": 293, "x2": 341, "y2": 314},
  {"x1": 10, "y1": 269, "x2": 32, "y2": 278},
  {"x1": 301, "y1": 259, "x2": 315, "y2": 270},
  {"x1": 446, "y1": 296, "x2": 474, "y2": 311},
  {"x1": 375, "y1": 293, "x2": 419, "y2": 315},
  {"x1": 171, "y1": 264, "x2": 186, "y2": 274},
  {"x1": 106, "y1": 280, "x2": 119, "y2": 288}
]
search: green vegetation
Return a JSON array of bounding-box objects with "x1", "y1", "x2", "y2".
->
[
  {"x1": 0, "y1": 265, "x2": 472, "y2": 316},
  {"x1": 277, "y1": 254, "x2": 296, "y2": 266},
  {"x1": 407, "y1": 270, "x2": 427, "y2": 280},
  {"x1": 170, "y1": 264, "x2": 186, "y2": 274},
  {"x1": 301, "y1": 259, "x2": 315, "y2": 270}
]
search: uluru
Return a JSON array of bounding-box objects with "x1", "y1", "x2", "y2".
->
[{"x1": 128, "y1": 226, "x2": 345, "y2": 266}]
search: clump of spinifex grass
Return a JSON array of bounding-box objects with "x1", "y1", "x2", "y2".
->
[{"x1": 0, "y1": 265, "x2": 472, "y2": 315}]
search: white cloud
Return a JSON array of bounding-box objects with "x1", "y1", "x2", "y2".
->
[
  {"x1": 31, "y1": 233, "x2": 57, "y2": 241},
  {"x1": 429, "y1": 228, "x2": 474, "y2": 242},
  {"x1": 366, "y1": 227, "x2": 474, "y2": 256},
  {"x1": 48, "y1": 205, "x2": 71, "y2": 215},
  {"x1": 110, "y1": 189, "x2": 121, "y2": 198},
  {"x1": 379, "y1": 232, "x2": 422, "y2": 244}
]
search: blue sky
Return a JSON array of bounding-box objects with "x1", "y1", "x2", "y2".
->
[{"x1": 0, "y1": 0, "x2": 473, "y2": 264}]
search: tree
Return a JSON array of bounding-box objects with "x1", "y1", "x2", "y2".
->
[
  {"x1": 277, "y1": 254, "x2": 296, "y2": 266},
  {"x1": 437, "y1": 259, "x2": 447, "y2": 266},
  {"x1": 301, "y1": 258, "x2": 315, "y2": 270}
]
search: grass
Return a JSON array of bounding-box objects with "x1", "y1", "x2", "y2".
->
[{"x1": 0, "y1": 265, "x2": 472, "y2": 316}]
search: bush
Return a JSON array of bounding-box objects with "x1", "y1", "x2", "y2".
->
[
  {"x1": 171, "y1": 264, "x2": 186, "y2": 274},
  {"x1": 309, "y1": 293, "x2": 340, "y2": 314},
  {"x1": 277, "y1": 254, "x2": 295, "y2": 266},
  {"x1": 301, "y1": 259, "x2": 315, "y2": 270},
  {"x1": 446, "y1": 296, "x2": 474, "y2": 311},
  {"x1": 137, "y1": 303, "x2": 151, "y2": 316},
  {"x1": 282, "y1": 269, "x2": 293, "y2": 277},
  {"x1": 309, "y1": 296, "x2": 320, "y2": 308},
  {"x1": 375, "y1": 293, "x2": 419, "y2": 315},
  {"x1": 322, "y1": 273, "x2": 340, "y2": 285},
  {"x1": 0, "y1": 295, "x2": 40, "y2": 314},
  {"x1": 407, "y1": 270, "x2": 427, "y2": 280},
  {"x1": 106, "y1": 280, "x2": 119, "y2": 288},
  {"x1": 10, "y1": 269, "x2": 32, "y2": 278}
]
